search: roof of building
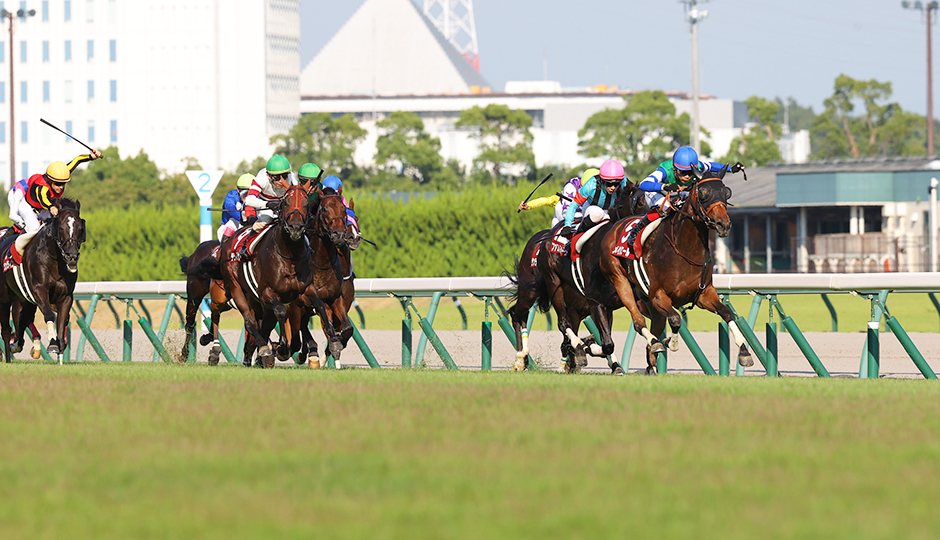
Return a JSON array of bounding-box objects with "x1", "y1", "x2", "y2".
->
[{"x1": 299, "y1": 0, "x2": 490, "y2": 97}]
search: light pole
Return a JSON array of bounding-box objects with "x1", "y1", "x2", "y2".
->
[
  {"x1": 684, "y1": 0, "x2": 708, "y2": 154},
  {"x1": 0, "y1": 7, "x2": 35, "y2": 187},
  {"x1": 902, "y1": 1, "x2": 938, "y2": 156}
]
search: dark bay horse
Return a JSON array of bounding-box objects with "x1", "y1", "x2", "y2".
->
[
  {"x1": 507, "y1": 187, "x2": 636, "y2": 373},
  {"x1": 0, "y1": 198, "x2": 86, "y2": 363},
  {"x1": 598, "y1": 166, "x2": 754, "y2": 374},
  {"x1": 179, "y1": 239, "x2": 235, "y2": 365},
  {"x1": 198, "y1": 185, "x2": 340, "y2": 368},
  {"x1": 287, "y1": 189, "x2": 356, "y2": 368}
]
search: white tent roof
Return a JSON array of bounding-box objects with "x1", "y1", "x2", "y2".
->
[{"x1": 300, "y1": 0, "x2": 490, "y2": 97}]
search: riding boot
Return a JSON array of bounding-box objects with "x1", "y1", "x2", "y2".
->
[
  {"x1": 626, "y1": 214, "x2": 653, "y2": 248},
  {"x1": 575, "y1": 215, "x2": 597, "y2": 235},
  {"x1": 235, "y1": 231, "x2": 257, "y2": 261}
]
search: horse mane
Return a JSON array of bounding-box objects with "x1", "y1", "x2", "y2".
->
[{"x1": 55, "y1": 197, "x2": 80, "y2": 211}]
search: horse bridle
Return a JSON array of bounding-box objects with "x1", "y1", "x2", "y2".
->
[
  {"x1": 314, "y1": 193, "x2": 348, "y2": 238},
  {"x1": 47, "y1": 212, "x2": 85, "y2": 256},
  {"x1": 688, "y1": 178, "x2": 729, "y2": 231},
  {"x1": 273, "y1": 186, "x2": 312, "y2": 261}
]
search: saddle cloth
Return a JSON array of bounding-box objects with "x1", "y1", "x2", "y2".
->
[
  {"x1": 611, "y1": 212, "x2": 661, "y2": 260},
  {"x1": 530, "y1": 244, "x2": 540, "y2": 268},
  {"x1": 226, "y1": 224, "x2": 272, "y2": 262},
  {"x1": 1, "y1": 234, "x2": 23, "y2": 272}
]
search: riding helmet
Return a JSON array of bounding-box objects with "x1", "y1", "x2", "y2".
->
[
  {"x1": 599, "y1": 160, "x2": 625, "y2": 186},
  {"x1": 672, "y1": 146, "x2": 699, "y2": 172},
  {"x1": 266, "y1": 154, "x2": 292, "y2": 175},
  {"x1": 45, "y1": 161, "x2": 71, "y2": 183},
  {"x1": 298, "y1": 163, "x2": 322, "y2": 183},
  {"x1": 236, "y1": 173, "x2": 254, "y2": 190},
  {"x1": 322, "y1": 175, "x2": 343, "y2": 192}
]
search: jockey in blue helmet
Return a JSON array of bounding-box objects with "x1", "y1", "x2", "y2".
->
[
  {"x1": 626, "y1": 146, "x2": 744, "y2": 246},
  {"x1": 319, "y1": 175, "x2": 360, "y2": 233}
]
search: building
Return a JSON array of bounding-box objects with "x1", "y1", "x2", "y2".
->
[{"x1": 0, "y1": 0, "x2": 300, "y2": 188}]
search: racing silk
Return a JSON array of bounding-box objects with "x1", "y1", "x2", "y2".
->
[
  {"x1": 529, "y1": 177, "x2": 583, "y2": 226},
  {"x1": 244, "y1": 168, "x2": 297, "y2": 211},
  {"x1": 638, "y1": 158, "x2": 729, "y2": 192},
  {"x1": 220, "y1": 189, "x2": 254, "y2": 225},
  {"x1": 564, "y1": 175, "x2": 629, "y2": 227},
  {"x1": 12, "y1": 179, "x2": 26, "y2": 196},
  {"x1": 25, "y1": 154, "x2": 94, "y2": 211},
  {"x1": 7, "y1": 179, "x2": 28, "y2": 227}
]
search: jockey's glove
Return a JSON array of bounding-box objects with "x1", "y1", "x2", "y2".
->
[
  {"x1": 251, "y1": 221, "x2": 266, "y2": 232},
  {"x1": 661, "y1": 183, "x2": 680, "y2": 192},
  {"x1": 731, "y1": 162, "x2": 745, "y2": 173},
  {"x1": 265, "y1": 200, "x2": 280, "y2": 210},
  {"x1": 558, "y1": 226, "x2": 572, "y2": 237}
]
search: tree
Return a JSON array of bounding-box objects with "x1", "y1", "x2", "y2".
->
[
  {"x1": 721, "y1": 96, "x2": 783, "y2": 167},
  {"x1": 271, "y1": 112, "x2": 367, "y2": 177},
  {"x1": 456, "y1": 104, "x2": 534, "y2": 183},
  {"x1": 375, "y1": 111, "x2": 447, "y2": 185},
  {"x1": 68, "y1": 147, "x2": 197, "y2": 210},
  {"x1": 774, "y1": 97, "x2": 815, "y2": 131},
  {"x1": 577, "y1": 90, "x2": 708, "y2": 180}
]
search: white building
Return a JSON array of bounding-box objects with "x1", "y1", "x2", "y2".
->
[{"x1": 0, "y1": 0, "x2": 300, "y2": 189}]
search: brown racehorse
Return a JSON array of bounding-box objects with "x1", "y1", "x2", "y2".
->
[
  {"x1": 507, "y1": 188, "x2": 636, "y2": 373},
  {"x1": 599, "y1": 166, "x2": 754, "y2": 374},
  {"x1": 195, "y1": 185, "x2": 339, "y2": 368},
  {"x1": 0, "y1": 198, "x2": 86, "y2": 363},
  {"x1": 287, "y1": 190, "x2": 357, "y2": 368}
]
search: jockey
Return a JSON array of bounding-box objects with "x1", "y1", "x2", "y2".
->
[
  {"x1": 5, "y1": 178, "x2": 28, "y2": 234},
  {"x1": 298, "y1": 162, "x2": 324, "y2": 197},
  {"x1": 216, "y1": 173, "x2": 257, "y2": 241},
  {"x1": 518, "y1": 168, "x2": 596, "y2": 229},
  {"x1": 235, "y1": 155, "x2": 295, "y2": 260},
  {"x1": 15, "y1": 150, "x2": 103, "y2": 238},
  {"x1": 626, "y1": 146, "x2": 744, "y2": 246},
  {"x1": 559, "y1": 160, "x2": 630, "y2": 244},
  {"x1": 320, "y1": 175, "x2": 360, "y2": 232}
]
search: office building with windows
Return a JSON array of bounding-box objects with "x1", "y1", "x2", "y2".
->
[{"x1": 0, "y1": 0, "x2": 299, "y2": 188}]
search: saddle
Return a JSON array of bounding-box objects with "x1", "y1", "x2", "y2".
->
[
  {"x1": 611, "y1": 211, "x2": 661, "y2": 260},
  {"x1": 227, "y1": 224, "x2": 272, "y2": 262}
]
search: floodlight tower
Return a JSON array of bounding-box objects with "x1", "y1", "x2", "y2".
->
[
  {"x1": 423, "y1": 0, "x2": 480, "y2": 70},
  {"x1": 683, "y1": 0, "x2": 708, "y2": 154},
  {"x1": 902, "y1": 1, "x2": 938, "y2": 156}
]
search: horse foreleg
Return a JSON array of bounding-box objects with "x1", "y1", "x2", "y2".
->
[
  {"x1": 227, "y1": 281, "x2": 270, "y2": 368},
  {"x1": 204, "y1": 302, "x2": 223, "y2": 366},
  {"x1": 182, "y1": 277, "x2": 210, "y2": 362},
  {"x1": 606, "y1": 258, "x2": 663, "y2": 357},
  {"x1": 0, "y1": 301, "x2": 12, "y2": 362},
  {"x1": 647, "y1": 310, "x2": 668, "y2": 375},
  {"x1": 696, "y1": 287, "x2": 753, "y2": 367},
  {"x1": 650, "y1": 290, "x2": 682, "y2": 353},
  {"x1": 588, "y1": 304, "x2": 623, "y2": 375},
  {"x1": 302, "y1": 290, "x2": 342, "y2": 367}
]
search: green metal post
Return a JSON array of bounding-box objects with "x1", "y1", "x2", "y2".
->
[
  {"x1": 75, "y1": 294, "x2": 99, "y2": 362},
  {"x1": 526, "y1": 305, "x2": 537, "y2": 335},
  {"x1": 929, "y1": 292, "x2": 940, "y2": 333},
  {"x1": 772, "y1": 297, "x2": 829, "y2": 378},
  {"x1": 765, "y1": 321, "x2": 778, "y2": 377},
  {"x1": 482, "y1": 321, "x2": 492, "y2": 371},
  {"x1": 351, "y1": 299, "x2": 366, "y2": 329},
  {"x1": 821, "y1": 293, "x2": 838, "y2": 332},
  {"x1": 412, "y1": 308, "x2": 457, "y2": 370},
  {"x1": 746, "y1": 294, "x2": 763, "y2": 329},
  {"x1": 72, "y1": 314, "x2": 111, "y2": 362},
  {"x1": 140, "y1": 317, "x2": 174, "y2": 363},
  {"x1": 584, "y1": 316, "x2": 614, "y2": 367},
  {"x1": 236, "y1": 326, "x2": 246, "y2": 365},
  {"x1": 415, "y1": 291, "x2": 444, "y2": 368},
  {"x1": 885, "y1": 315, "x2": 937, "y2": 379},
  {"x1": 453, "y1": 298, "x2": 468, "y2": 330},
  {"x1": 153, "y1": 295, "x2": 178, "y2": 363},
  {"x1": 867, "y1": 321, "x2": 880, "y2": 379},
  {"x1": 620, "y1": 325, "x2": 636, "y2": 373},
  {"x1": 106, "y1": 299, "x2": 120, "y2": 329},
  {"x1": 657, "y1": 331, "x2": 667, "y2": 374},
  {"x1": 718, "y1": 321, "x2": 730, "y2": 376},
  {"x1": 351, "y1": 321, "x2": 380, "y2": 368},
  {"x1": 733, "y1": 315, "x2": 768, "y2": 372},
  {"x1": 202, "y1": 317, "x2": 236, "y2": 364},
  {"x1": 123, "y1": 300, "x2": 133, "y2": 362},
  {"x1": 678, "y1": 321, "x2": 716, "y2": 375},
  {"x1": 402, "y1": 318, "x2": 412, "y2": 368},
  {"x1": 545, "y1": 310, "x2": 553, "y2": 331},
  {"x1": 859, "y1": 290, "x2": 889, "y2": 378}
]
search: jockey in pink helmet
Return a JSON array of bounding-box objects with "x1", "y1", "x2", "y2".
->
[{"x1": 560, "y1": 159, "x2": 630, "y2": 238}]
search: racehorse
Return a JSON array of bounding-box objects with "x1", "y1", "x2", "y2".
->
[
  {"x1": 0, "y1": 198, "x2": 86, "y2": 363},
  {"x1": 196, "y1": 185, "x2": 340, "y2": 368},
  {"x1": 507, "y1": 186, "x2": 637, "y2": 373},
  {"x1": 598, "y1": 165, "x2": 754, "y2": 374},
  {"x1": 179, "y1": 239, "x2": 235, "y2": 365},
  {"x1": 287, "y1": 189, "x2": 358, "y2": 368}
]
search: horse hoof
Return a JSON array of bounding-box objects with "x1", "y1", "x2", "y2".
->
[
  {"x1": 611, "y1": 362, "x2": 624, "y2": 376},
  {"x1": 308, "y1": 357, "x2": 321, "y2": 369},
  {"x1": 645, "y1": 365, "x2": 658, "y2": 376},
  {"x1": 10, "y1": 342, "x2": 22, "y2": 354},
  {"x1": 738, "y1": 353, "x2": 754, "y2": 368},
  {"x1": 651, "y1": 342, "x2": 666, "y2": 354},
  {"x1": 31, "y1": 344, "x2": 41, "y2": 359},
  {"x1": 207, "y1": 345, "x2": 221, "y2": 366},
  {"x1": 47, "y1": 345, "x2": 59, "y2": 358},
  {"x1": 668, "y1": 337, "x2": 680, "y2": 352},
  {"x1": 334, "y1": 360, "x2": 343, "y2": 370},
  {"x1": 511, "y1": 360, "x2": 525, "y2": 372}
]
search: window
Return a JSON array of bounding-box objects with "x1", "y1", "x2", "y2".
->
[
  {"x1": 42, "y1": 40, "x2": 48, "y2": 62},
  {"x1": 65, "y1": 121, "x2": 72, "y2": 141},
  {"x1": 86, "y1": 0, "x2": 92, "y2": 22},
  {"x1": 87, "y1": 120, "x2": 94, "y2": 142},
  {"x1": 109, "y1": 80, "x2": 116, "y2": 102},
  {"x1": 64, "y1": 80, "x2": 72, "y2": 103},
  {"x1": 108, "y1": 0, "x2": 115, "y2": 23},
  {"x1": 0, "y1": 82, "x2": 4, "y2": 103},
  {"x1": 109, "y1": 39, "x2": 115, "y2": 62},
  {"x1": 0, "y1": 123, "x2": 5, "y2": 143},
  {"x1": 20, "y1": 121, "x2": 26, "y2": 143},
  {"x1": 86, "y1": 40, "x2": 93, "y2": 61},
  {"x1": 42, "y1": 80, "x2": 49, "y2": 102},
  {"x1": 110, "y1": 120, "x2": 116, "y2": 143},
  {"x1": 19, "y1": 41, "x2": 25, "y2": 63},
  {"x1": 64, "y1": 40, "x2": 71, "y2": 62},
  {"x1": 87, "y1": 80, "x2": 93, "y2": 102},
  {"x1": 0, "y1": 42, "x2": 4, "y2": 62},
  {"x1": 64, "y1": 0, "x2": 70, "y2": 21},
  {"x1": 19, "y1": 81, "x2": 25, "y2": 103},
  {"x1": 21, "y1": 162, "x2": 27, "y2": 179},
  {"x1": 42, "y1": 0, "x2": 48, "y2": 21}
]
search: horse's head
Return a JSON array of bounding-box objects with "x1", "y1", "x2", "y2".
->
[
  {"x1": 48, "y1": 198, "x2": 85, "y2": 273},
  {"x1": 279, "y1": 186, "x2": 309, "y2": 241},
  {"x1": 688, "y1": 166, "x2": 732, "y2": 237},
  {"x1": 313, "y1": 187, "x2": 349, "y2": 247}
]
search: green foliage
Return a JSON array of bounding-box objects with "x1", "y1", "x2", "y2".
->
[
  {"x1": 456, "y1": 104, "x2": 534, "y2": 183},
  {"x1": 774, "y1": 96, "x2": 815, "y2": 131},
  {"x1": 375, "y1": 111, "x2": 460, "y2": 188},
  {"x1": 68, "y1": 148, "x2": 197, "y2": 211},
  {"x1": 271, "y1": 112, "x2": 367, "y2": 178},
  {"x1": 578, "y1": 90, "x2": 706, "y2": 181},
  {"x1": 721, "y1": 96, "x2": 784, "y2": 167}
]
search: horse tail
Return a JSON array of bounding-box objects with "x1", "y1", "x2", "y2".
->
[
  {"x1": 179, "y1": 256, "x2": 190, "y2": 275},
  {"x1": 189, "y1": 256, "x2": 223, "y2": 281},
  {"x1": 503, "y1": 263, "x2": 551, "y2": 315}
]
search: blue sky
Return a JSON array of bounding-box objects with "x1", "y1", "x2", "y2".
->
[{"x1": 300, "y1": 0, "x2": 936, "y2": 116}]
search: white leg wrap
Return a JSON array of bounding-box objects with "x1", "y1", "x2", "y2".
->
[
  {"x1": 728, "y1": 320, "x2": 747, "y2": 348},
  {"x1": 565, "y1": 328, "x2": 583, "y2": 347},
  {"x1": 640, "y1": 327, "x2": 656, "y2": 345},
  {"x1": 668, "y1": 330, "x2": 680, "y2": 352},
  {"x1": 590, "y1": 343, "x2": 604, "y2": 356},
  {"x1": 519, "y1": 330, "x2": 530, "y2": 359},
  {"x1": 46, "y1": 321, "x2": 55, "y2": 343}
]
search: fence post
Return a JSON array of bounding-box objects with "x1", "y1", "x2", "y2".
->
[
  {"x1": 350, "y1": 321, "x2": 380, "y2": 368},
  {"x1": 765, "y1": 321, "x2": 778, "y2": 377},
  {"x1": 859, "y1": 290, "x2": 889, "y2": 378},
  {"x1": 678, "y1": 320, "x2": 716, "y2": 375},
  {"x1": 400, "y1": 297, "x2": 412, "y2": 368},
  {"x1": 718, "y1": 321, "x2": 730, "y2": 376},
  {"x1": 71, "y1": 312, "x2": 111, "y2": 362},
  {"x1": 481, "y1": 297, "x2": 492, "y2": 371},
  {"x1": 884, "y1": 315, "x2": 937, "y2": 379},
  {"x1": 821, "y1": 293, "x2": 838, "y2": 332},
  {"x1": 75, "y1": 294, "x2": 99, "y2": 362},
  {"x1": 414, "y1": 291, "x2": 444, "y2": 368},
  {"x1": 621, "y1": 325, "x2": 636, "y2": 373},
  {"x1": 123, "y1": 299, "x2": 133, "y2": 362},
  {"x1": 867, "y1": 321, "x2": 880, "y2": 379},
  {"x1": 153, "y1": 295, "x2": 177, "y2": 363}
]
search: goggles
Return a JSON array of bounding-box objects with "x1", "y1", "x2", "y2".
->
[
  {"x1": 50, "y1": 180, "x2": 68, "y2": 188},
  {"x1": 675, "y1": 168, "x2": 694, "y2": 179},
  {"x1": 297, "y1": 176, "x2": 315, "y2": 186},
  {"x1": 268, "y1": 172, "x2": 291, "y2": 181}
]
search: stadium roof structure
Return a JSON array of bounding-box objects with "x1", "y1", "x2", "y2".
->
[{"x1": 300, "y1": 0, "x2": 490, "y2": 97}]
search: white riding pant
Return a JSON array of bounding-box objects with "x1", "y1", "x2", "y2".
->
[
  {"x1": 14, "y1": 198, "x2": 42, "y2": 234},
  {"x1": 217, "y1": 218, "x2": 240, "y2": 240},
  {"x1": 552, "y1": 202, "x2": 581, "y2": 229},
  {"x1": 7, "y1": 189, "x2": 25, "y2": 229}
]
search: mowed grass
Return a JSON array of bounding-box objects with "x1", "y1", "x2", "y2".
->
[{"x1": 1, "y1": 363, "x2": 939, "y2": 539}]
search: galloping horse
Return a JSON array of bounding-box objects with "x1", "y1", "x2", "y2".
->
[
  {"x1": 198, "y1": 185, "x2": 340, "y2": 368},
  {"x1": 599, "y1": 165, "x2": 754, "y2": 374},
  {"x1": 179, "y1": 239, "x2": 228, "y2": 364},
  {"x1": 507, "y1": 187, "x2": 636, "y2": 373},
  {"x1": 0, "y1": 198, "x2": 86, "y2": 363},
  {"x1": 287, "y1": 189, "x2": 357, "y2": 368}
]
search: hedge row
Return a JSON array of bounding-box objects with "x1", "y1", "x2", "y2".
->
[{"x1": 73, "y1": 184, "x2": 556, "y2": 280}]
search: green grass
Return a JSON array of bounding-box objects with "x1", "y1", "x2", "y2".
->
[{"x1": 1, "y1": 363, "x2": 939, "y2": 539}]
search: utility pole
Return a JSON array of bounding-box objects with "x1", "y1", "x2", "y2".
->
[
  {"x1": 903, "y1": 1, "x2": 938, "y2": 156},
  {"x1": 1, "y1": 7, "x2": 36, "y2": 187},
  {"x1": 684, "y1": 1, "x2": 708, "y2": 154}
]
